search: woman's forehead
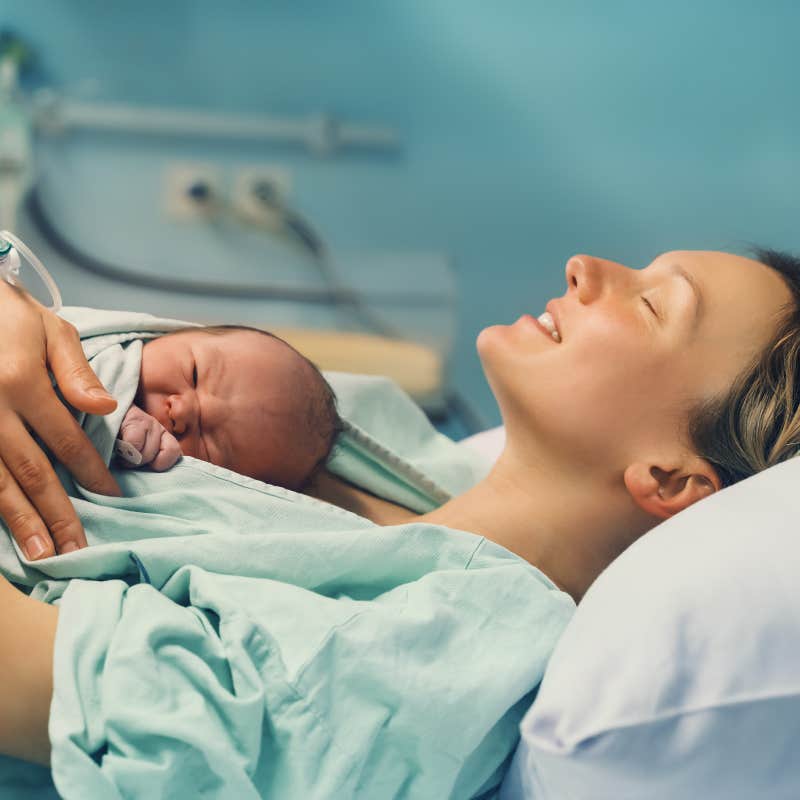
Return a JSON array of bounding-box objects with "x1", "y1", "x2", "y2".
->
[
  {"x1": 654, "y1": 250, "x2": 791, "y2": 309},
  {"x1": 656, "y1": 249, "x2": 776, "y2": 280}
]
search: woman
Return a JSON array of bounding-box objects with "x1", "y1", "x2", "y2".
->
[{"x1": 0, "y1": 248, "x2": 798, "y2": 794}]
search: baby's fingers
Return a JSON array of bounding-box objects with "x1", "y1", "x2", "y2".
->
[
  {"x1": 118, "y1": 418, "x2": 149, "y2": 455},
  {"x1": 150, "y1": 430, "x2": 182, "y2": 472},
  {"x1": 115, "y1": 440, "x2": 144, "y2": 469},
  {"x1": 132, "y1": 419, "x2": 165, "y2": 466}
]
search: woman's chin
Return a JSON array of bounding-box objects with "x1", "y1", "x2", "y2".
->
[
  {"x1": 476, "y1": 325, "x2": 499, "y2": 356},
  {"x1": 476, "y1": 324, "x2": 516, "y2": 369}
]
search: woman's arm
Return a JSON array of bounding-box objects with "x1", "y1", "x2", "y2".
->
[{"x1": 0, "y1": 574, "x2": 57, "y2": 765}]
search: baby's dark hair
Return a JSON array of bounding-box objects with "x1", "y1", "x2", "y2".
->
[{"x1": 165, "y1": 323, "x2": 344, "y2": 486}]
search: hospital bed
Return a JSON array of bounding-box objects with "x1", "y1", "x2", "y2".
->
[
  {"x1": 2, "y1": 393, "x2": 796, "y2": 798},
  {"x1": 0, "y1": 424, "x2": 795, "y2": 799},
  {"x1": 269, "y1": 327, "x2": 445, "y2": 413}
]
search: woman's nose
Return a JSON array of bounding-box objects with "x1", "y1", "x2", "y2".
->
[
  {"x1": 566, "y1": 255, "x2": 598, "y2": 304},
  {"x1": 565, "y1": 254, "x2": 628, "y2": 304},
  {"x1": 167, "y1": 393, "x2": 192, "y2": 435}
]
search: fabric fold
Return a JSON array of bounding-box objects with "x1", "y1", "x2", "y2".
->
[{"x1": 0, "y1": 306, "x2": 575, "y2": 798}]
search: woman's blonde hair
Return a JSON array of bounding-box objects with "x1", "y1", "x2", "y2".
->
[{"x1": 687, "y1": 246, "x2": 800, "y2": 488}]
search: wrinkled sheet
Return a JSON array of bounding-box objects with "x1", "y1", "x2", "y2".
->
[{"x1": 0, "y1": 307, "x2": 575, "y2": 799}]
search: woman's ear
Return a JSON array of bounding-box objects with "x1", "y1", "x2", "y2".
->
[{"x1": 623, "y1": 458, "x2": 721, "y2": 520}]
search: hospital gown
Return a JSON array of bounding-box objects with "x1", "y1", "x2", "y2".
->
[{"x1": 0, "y1": 307, "x2": 576, "y2": 800}]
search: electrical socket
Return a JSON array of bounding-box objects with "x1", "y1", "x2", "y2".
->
[
  {"x1": 231, "y1": 165, "x2": 292, "y2": 231},
  {"x1": 163, "y1": 162, "x2": 222, "y2": 221}
]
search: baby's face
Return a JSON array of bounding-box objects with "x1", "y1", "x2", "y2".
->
[{"x1": 136, "y1": 328, "x2": 322, "y2": 487}]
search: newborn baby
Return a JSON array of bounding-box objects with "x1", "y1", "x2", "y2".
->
[{"x1": 117, "y1": 325, "x2": 342, "y2": 490}]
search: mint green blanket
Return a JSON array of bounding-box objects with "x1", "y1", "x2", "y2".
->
[{"x1": 0, "y1": 307, "x2": 575, "y2": 800}]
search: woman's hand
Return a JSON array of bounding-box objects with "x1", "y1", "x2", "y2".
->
[
  {"x1": 0, "y1": 282, "x2": 121, "y2": 560},
  {"x1": 118, "y1": 404, "x2": 182, "y2": 471}
]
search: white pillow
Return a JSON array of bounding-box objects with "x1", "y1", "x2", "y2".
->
[{"x1": 500, "y1": 455, "x2": 800, "y2": 799}]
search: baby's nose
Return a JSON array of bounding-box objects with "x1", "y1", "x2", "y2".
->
[{"x1": 167, "y1": 394, "x2": 191, "y2": 435}]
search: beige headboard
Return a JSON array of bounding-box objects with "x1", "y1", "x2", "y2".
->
[{"x1": 270, "y1": 327, "x2": 445, "y2": 412}]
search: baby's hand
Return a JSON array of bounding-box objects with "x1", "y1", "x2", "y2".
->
[{"x1": 117, "y1": 404, "x2": 182, "y2": 471}]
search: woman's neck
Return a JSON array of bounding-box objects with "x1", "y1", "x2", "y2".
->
[{"x1": 417, "y1": 450, "x2": 648, "y2": 602}]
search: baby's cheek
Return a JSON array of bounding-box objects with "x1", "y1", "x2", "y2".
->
[
  {"x1": 136, "y1": 385, "x2": 160, "y2": 424},
  {"x1": 133, "y1": 377, "x2": 146, "y2": 409},
  {"x1": 177, "y1": 438, "x2": 197, "y2": 458}
]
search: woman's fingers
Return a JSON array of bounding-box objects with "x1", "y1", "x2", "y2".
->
[
  {"x1": 0, "y1": 414, "x2": 87, "y2": 559},
  {"x1": 33, "y1": 316, "x2": 121, "y2": 499},
  {"x1": 0, "y1": 284, "x2": 119, "y2": 555},
  {"x1": 42, "y1": 313, "x2": 119, "y2": 418},
  {"x1": 23, "y1": 378, "x2": 121, "y2": 499}
]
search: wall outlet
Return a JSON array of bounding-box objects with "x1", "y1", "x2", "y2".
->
[
  {"x1": 163, "y1": 162, "x2": 222, "y2": 221},
  {"x1": 231, "y1": 165, "x2": 292, "y2": 230}
]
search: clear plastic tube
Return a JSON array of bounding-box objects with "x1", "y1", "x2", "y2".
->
[{"x1": 0, "y1": 230, "x2": 62, "y2": 312}]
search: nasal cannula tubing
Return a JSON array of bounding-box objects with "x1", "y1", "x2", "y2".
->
[{"x1": 0, "y1": 230, "x2": 62, "y2": 312}]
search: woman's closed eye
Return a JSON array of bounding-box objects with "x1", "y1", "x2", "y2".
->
[{"x1": 642, "y1": 297, "x2": 659, "y2": 318}]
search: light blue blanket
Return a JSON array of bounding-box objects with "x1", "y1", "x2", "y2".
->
[{"x1": 0, "y1": 307, "x2": 575, "y2": 800}]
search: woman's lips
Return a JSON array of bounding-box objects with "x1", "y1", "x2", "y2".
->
[{"x1": 519, "y1": 313, "x2": 559, "y2": 342}]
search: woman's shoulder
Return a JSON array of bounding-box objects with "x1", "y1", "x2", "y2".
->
[
  {"x1": 301, "y1": 468, "x2": 421, "y2": 525},
  {"x1": 323, "y1": 371, "x2": 493, "y2": 510}
]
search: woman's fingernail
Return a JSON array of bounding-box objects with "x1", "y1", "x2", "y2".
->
[
  {"x1": 61, "y1": 542, "x2": 79, "y2": 554},
  {"x1": 88, "y1": 388, "x2": 113, "y2": 400},
  {"x1": 25, "y1": 535, "x2": 48, "y2": 560}
]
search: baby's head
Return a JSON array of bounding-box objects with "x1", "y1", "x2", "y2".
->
[{"x1": 135, "y1": 325, "x2": 343, "y2": 489}]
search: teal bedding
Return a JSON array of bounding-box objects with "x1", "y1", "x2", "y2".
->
[{"x1": 0, "y1": 307, "x2": 576, "y2": 799}]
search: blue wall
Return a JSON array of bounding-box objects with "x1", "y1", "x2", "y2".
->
[{"x1": 2, "y1": 0, "x2": 799, "y2": 431}]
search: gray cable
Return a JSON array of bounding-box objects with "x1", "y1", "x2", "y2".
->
[{"x1": 26, "y1": 186, "x2": 489, "y2": 433}]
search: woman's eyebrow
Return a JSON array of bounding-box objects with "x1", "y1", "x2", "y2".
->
[{"x1": 671, "y1": 263, "x2": 703, "y2": 333}]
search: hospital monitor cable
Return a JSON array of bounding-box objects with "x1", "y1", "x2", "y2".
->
[{"x1": 23, "y1": 186, "x2": 489, "y2": 436}]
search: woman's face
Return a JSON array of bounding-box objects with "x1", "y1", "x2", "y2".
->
[{"x1": 478, "y1": 250, "x2": 793, "y2": 473}]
